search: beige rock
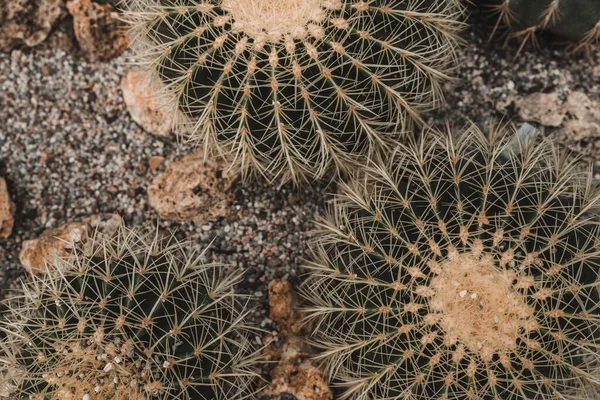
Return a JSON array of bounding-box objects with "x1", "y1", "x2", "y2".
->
[
  {"x1": 19, "y1": 214, "x2": 122, "y2": 275},
  {"x1": 122, "y1": 70, "x2": 173, "y2": 136},
  {"x1": 0, "y1": 0, "x2": 63, "y2": 50},
  {"x1": 268, "y1": 279, "x2": 303, "y2": 336},
  {"x1": 0, "y1": 178, "x2": 15, "y2": 239},
  {"x1": 266, "y1": 340, "x2": 331, "y2": 400},
  {"x1": 149, "y1": 155, "x2": 166, "y2": 171},
  {"x1": 563, "y1": 91, "x2": 600, "y2": 141},
  {"x1": 66, "y1": 0, "x2": 128, "y2": 61},
  {"x1": 508, "y1": 91, "x2": 600, "y2": 141},
  {"x1": 148, "y1": 151, "x2": 236, "y2": 224},
  {"x1": 514, "y1": 92, "x2": 566, "y2": 127},
  {"x1": 264, "y1": 279, "x2": 332, "y2": 400}
]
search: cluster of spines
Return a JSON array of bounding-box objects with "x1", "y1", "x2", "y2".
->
[
  {"x1": 0, "y1": 225, "x2": 261, "y2": 399},
  {"x1": 124, "y1": 0, "x2": 465, "y2": 184},
  {"x1": 485, "y1": 0, "x2": 600, "y2": 57},
  {"x1": 301, "y1": 125, "x2": 600, "y2": 399}
]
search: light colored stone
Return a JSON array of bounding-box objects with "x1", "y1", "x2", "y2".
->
[
  {"x1": 149, "y1": 155, "x2": 166, "y2": 171},
  {"x1": 507, "y1": 91, "x2": 600, "y2": 141},
  {"x1": 266, "y1": 340, "x2": 332, "y2": 400},
  {"x1": 0, "y1": 178, "x2": 15, "y2": 239},
  {"x1": 563, "y1": 91, "x2": 600, "y2": 141},
  {"x1": 264, "y1": 279, "x2": 332, "y2": 400},
  {"x1": 148, "y1": 151, "x2": 236, "y2": 224},
  {"x1": 268, "y1": 279, "x2": 303, "y2": 336},
  {"x1": 0, "y1": 0, "x2": 63, "y2": 50},
  {"x1": 122, "y1": 70, "x2": 173, "y2": 136},
  {"x1": 514, "y1": 92, "x2": 566, "y2": 127},
  {"x1": 66, "y1": 0, "x2": 128, "y2": 61},
  {"x1": 19, "y1": 214, "x2": 122, "y2": 275}
]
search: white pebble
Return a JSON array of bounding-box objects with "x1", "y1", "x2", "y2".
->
[{"x1": 459, "y1": 290, "x2": 468, "y2": 298}]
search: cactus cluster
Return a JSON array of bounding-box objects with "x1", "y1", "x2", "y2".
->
[
  {"x1": 125, "y1": 0, "x2": 464, "y2": 184},
  {"x1": 301, "y1": 126, "x2": 600, "y2": 399},
  {"x1": 0, "y1": 226, "x2": 260, "y2": 399},
  {"x1": 483, "y1": 0, "x2": 600, "y2": 55}
]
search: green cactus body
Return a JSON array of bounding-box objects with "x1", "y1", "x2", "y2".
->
[
  {"x1": 485, "y1": 0, "x2": 600, "y2": 53},
  {"x1": 0, "y1": 227, "x2": 260, "y2": 399},
  {"x1": 301, "y1": 126, "x2": 600, "y2": 399},
  {"x1": 125, "y1": 0, "x2": 464, "y2": 184}
]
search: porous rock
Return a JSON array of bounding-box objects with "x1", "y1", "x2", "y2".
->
[
  {"x1": 505, "y1": 91, "x2": 600, "y2": 141},
  {"x1": 66, "y1": 0, "x2": 128, "y2": 61},
  {"x1": 264, "y1": 280, "x2": 332, "y2": 400},
  {"x1": 0, "y1": 178, "x2": 15, "y2": 239},
  {"x1": 514, "y1": 92, "x2": 566, "y2": 127},
  {"x1": 563, "y1": 91, "x2": 600, "y2": 140},
  {"x1": 0, "y1": 0, "x2": 63, "y2": 50},
  {"x1": 19, "y1": 214, "x2": 122, "y2": 275},
  {"x1": 266, "y1": 340, "x2": 332, "y2": 400},
  {"x1": 148, "y1": 151, "x2": 236, "y2": 224},
  {"x1": 268, "y1": 279, "x2": 303, "y2": 336},
  {"x1": 122, "y1": 70, "x2": 173, "y2": 136}
]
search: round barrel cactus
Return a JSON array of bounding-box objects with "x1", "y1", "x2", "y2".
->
[
  {"x1": 125, "y1": 0, "x2": 464, "y2": 184},
  {"x1": 0, "y1": 226, "x2": 260, "y2": 399},
  {"x1": 482, "y1": 0, "x2": 600, "y2": 55},
  {"x1": 301, "y1": 125, "x2": 600, "y2": 399}
]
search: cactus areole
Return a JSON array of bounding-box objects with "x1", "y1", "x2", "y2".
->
[{"x1": 126, "y1": 0, "x2": 463, "y2": 183}]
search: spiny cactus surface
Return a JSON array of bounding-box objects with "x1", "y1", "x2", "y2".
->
[
  {"x1": 483, "y1": 0, "x2": 600, "y2": 54},
  {"x1": 301, "y1": 125, "x2": 600, "y2": 399},
  {"x1": 0, "y1": 226, "x2": 260, "y2": 399},
  {"x1": 125, "y1": 0, "x2": 464, "y2": 184}
]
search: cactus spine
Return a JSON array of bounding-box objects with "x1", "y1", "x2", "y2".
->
[
  {"x1": 0, "y1": 226, "x2": 261, "y2": 399},
  {"x1": 301, "y1": 125, "x2": 600, "y2": 399},
  {"x1": 124, "y1": 0, "x2": 464, "y2": 184}
]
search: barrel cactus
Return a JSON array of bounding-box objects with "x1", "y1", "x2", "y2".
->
[
  {"x1": 124, "y1": 0, "x2": 464, "y2": 184},
  {"x1": 482, "y1": 0, "x2": 600, "y2": 55},
  {"x1": 301, "y1": 125, "x2": 600, "y2": 399},
  {"x1": 0, "y1": 226, "x2": 261, "y2": 399}
]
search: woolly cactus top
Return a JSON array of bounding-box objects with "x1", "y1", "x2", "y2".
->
[
  {"x1": 125, "y1": 0, "x2": 464, "y2": 184},
  {"x1": 0, "y1": 226, "x2": 260, "y2": 400},
  {"x1": 221, "y1": 0, "x2": 340, "y2": 42},
  {"x1": 302, "y1": 126, "x2": 600, "y2": 399}
]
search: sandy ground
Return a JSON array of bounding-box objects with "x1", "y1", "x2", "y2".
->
[{"x1": 0, "y1": 5, "x2": 599, "y2": 398}]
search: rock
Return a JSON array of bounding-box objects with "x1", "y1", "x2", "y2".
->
[
  {"x1": 66, "y1": 0, "x2": 128, "y2": 61},
  {"x1": 19, "y1": 214, "x2": 122, "y2": 275},
  {"x1": 563, "y1": 91, "x2": 600, "y2": 141},
  {"x1": 268, "y1": 279, "x2": 303, "y2": 336},
  {"x1": 506, "y1": 91, "x2": 600, "y2": 141},
  {"x1": 148, "y1": 151, "x2": 236, "y2": 224},
  {"x1": 265, "y1": 279, "x2": 332, "y2": 400},
  {"x1": 121, "y1": 70, "x2": 173, "y2": 136},
  {"x1": 149, "y1": 155, "x2": 166, "y2": 171},
  {"x1": 514, "y1": 92, "x2": 566, "y2": 127},
  {"x1": 266, "y1": 341, "x2": 331, "y2": 400},
  {"x1": 0, "y1": 178, "x2": 15, "y2": 239},
  {"x1": 0, "y1": 0, "x2": 63, "y2": 50}
]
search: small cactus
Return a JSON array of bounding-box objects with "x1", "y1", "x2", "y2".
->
[
  {"x1": 124, "y1": 0, "x2": 464, "y2": 184},
  {"x1": 483, "y1": 0, "x2": 600, "y2": 55},
  {"x1": 301, "y1": 125, "x2": 600, "y2": 399},
  {"x1": 0, "y1": 225, "x2": 261, "y2": 399}
]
